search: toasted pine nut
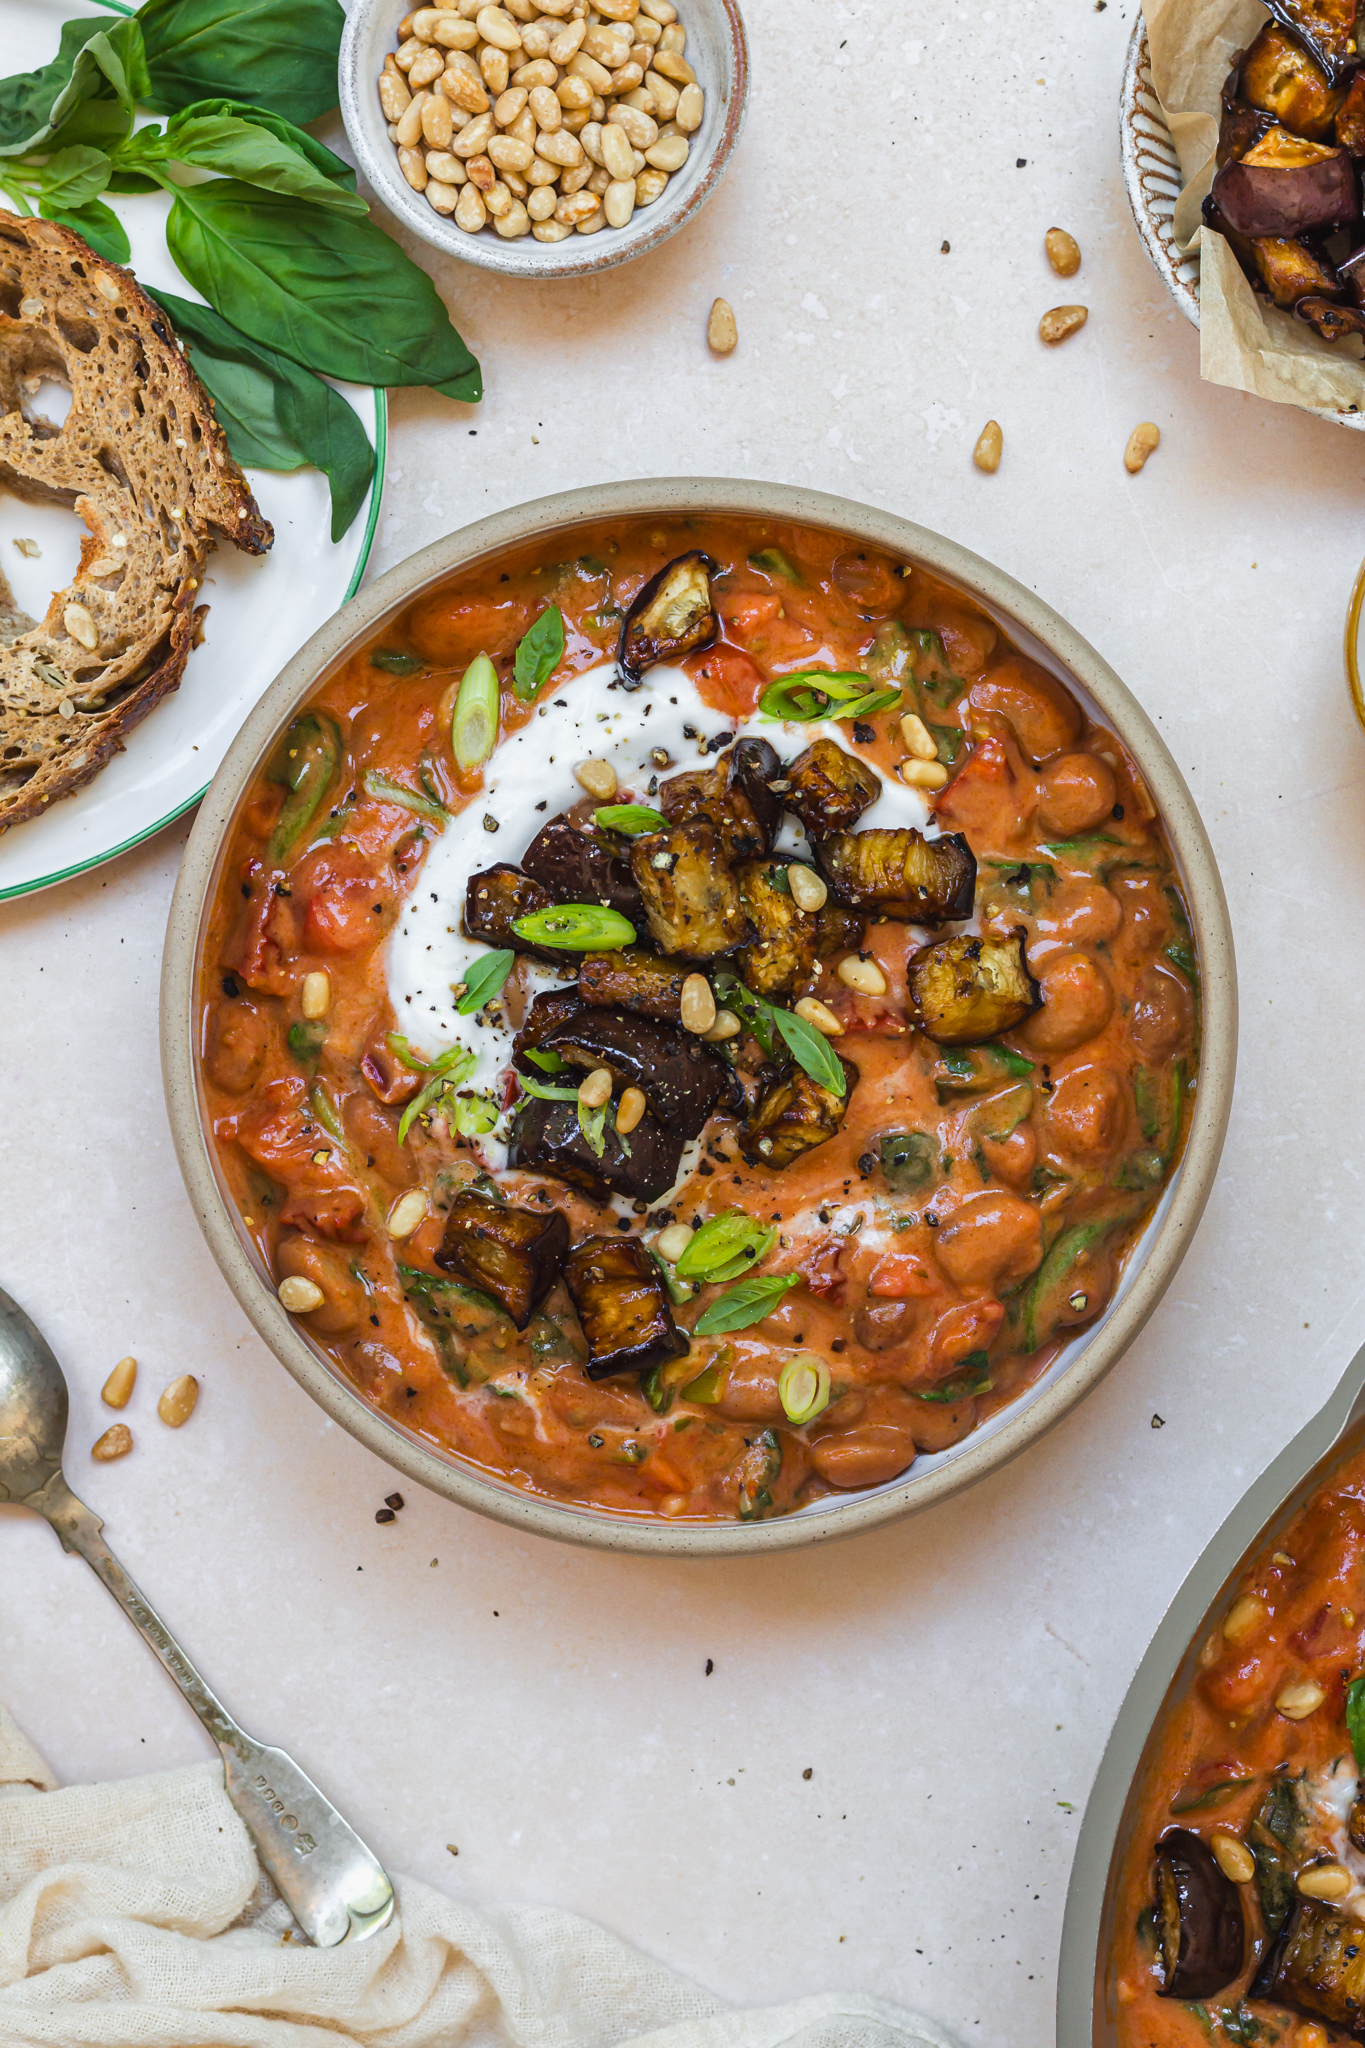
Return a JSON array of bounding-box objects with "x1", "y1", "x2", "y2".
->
[
  {"x1": 707, "y1": 296, "x2": 737, "y2": 354},
  {"x1": 794, "y1": 996, "x2": 843, "y2": 1037},
  {"x1": 412, "y1": 8, "x2": 456, "y2": 34},
  {"x1": 609, "y1": 60, "x2": 645, "y2": 91},
  {"x1": 426, "y1": 150, "x2": 467, "y2": 183},
  {"x1": 528, "y1": 183, "x2": 558, "y2": 217},
  {"x1": 484, "y1": 178, "x2": 513, "y2": 216},
  {"x1": 680, "y1": 972, "x2": 717, "y2": 1034},
  {"x1": 528, "y1": 82, "x2": 561, "y2": 128},
  {"x1": 507, "y1": 104, "x2": 536, "y2": 144},
  {"x1": 899, "y1": 712, "x2": 937, "y2": 761},
  {"x1": 1125, "y1": 422, "x2": 1160, "y2": 474},
  {"x1": 489, "y1": 133, "x2": 534, "y2": 170},
  {"x1": 583, "y1": 21, "x2": 629, "y2": 61},
  {"x1": 1039, "y1": 304, "x2": 1087, "y2": 346},
  {"x1": 568, "y1": 49, "x2": 613, "y2": 90},
  {"x1": 1223, "y1": 1592, "x2": 1268, "y2": 1645},
  {"x1": 92, "y1": 1423, "x2": 133, "y2": 1461},
  {"x1": 578, "y1": 1066, "x2": 613, "y2": 1108},
  {"x1": 1276, "y1": 1680, "x2": 1327, "y2": 1720},
  {"x1": 837, "y1": 954, "x2": 888, "y2": 997},
  {"x1": 158, "y1": 1374, "x2": 199, "y2": 1428},
  {"x1": 635, "y1": 12, "x2": 661, "y2": 38},
  {"x1": 600, "y1": 120, "x2": 635, "y2": 179},
  {"x1": 398, "y1": 144, "x2": 429, "y2": 187},
  {"x1": 102, "y1": 1356, "x2": 138, "y2": 1408},
  {"x1": 787, "y1": 863, "x2": 827, "y2": 912},
  {"x1": 432, "y1": 12, "x2": 480, "y2": 43},
  {"x1": 388, "y1": 1188, "x2": 429, "y2": 1239},
  {"x1": 395, "y1": 35, "x2": 425, "y2": 68},
  {"x1": 477, "y1": 3, "x2": 523, "y2": 46},
  {"x1": 650, "y1": 48, "x2": 694, "y2": 82},
  {"x1": 589, "y1": 95, "x2": 608, "y2": 121},
  {"x1": 635, "y1": 165, "x2": 667, "y2": 203},
  {"x1": 423, "y1": 90, "x2": 456, "y2": 144},
  {"x1": 453, "y1": 110, "x2": 496, "y2": 154},
  {"x1": 656, "y1": 1221, "x2": 695, "y2": 1262},
  {"x1": 494, "y1": 84, "x2": 528, "y2": 123},
  {"x1": 514, "y1": 56, "x2": 559, "y2": 85},
  {"x1": 973, "y1": 420, "x2": 1003, "y2": 473},
  {"x1": 536, "y1": 126, "x2": 583, "y2": 165},
  {"x1": 574, "y1": 756, "x2": 617, "y2": 798},
  {"x1": 557, "y1": 72, "x2": 593, "y2": 107},
  {"x1": 560, "y1": 160, "x2": 593, "y2": 193},
  {"x1": 645, "y1": 71, "x2": 678, "y2": 116},
  {"x1": 611, "y1": 100, "x2": 657, "y2": 146},
  {"x1": 482, "y1": 45, "x2": 511, "y2": 91},
  {"x1": 380, "y1": 71, "x2": 414, "y2": 118},
  {"x1": 466, "y1": 152, "x2": 496, "y2": 188},
  {"x1": 1298, "y1": 1865, "x2": 1352, "y2": 1901},
  {"x1": 616, "y1": 1085, "x2": 647, "y2": 1134},
  {"x1": 549, "y1": 18, "x2": 586, "y2": 58},
  {"x1": 532, "y1": 218, "x2": 575, "y2": 240},
  {"x1": 1045, "y1": 226, "x2": 1081, "y2": 277},
  {"x1": 396, "y1": 90, "x2": 429, "y2": 143},
  {"x1": 410, "y1": 43, "x2": 446, "y2": 83},
  {"x1": 520, "y1": 20, "x2": 551, "y2": 53},
  {"x1": 595, "y1": 0, "x2": 639, "y2": 18},
  {"x1": 703, "y1": 1007, "x2": 741, "y2": 1042},
  {"x1": 526, "y1": 154, "x2": 560, "y2": 182},
  {"x1": 900, "y1": 758, "x2": 949, "y2": 790},
  {"x1": 675, "y1": 81, "x2": 703, "y2": 129},
  {"x1": 427, "y1": 176, "x2": 461, "y2": 212},
  {"x1": 298, "y1": 971, "x2": 330, "y2": 1022},
  {"x1": 442, "y1": 65, "x2": 490, "y2": 111},
  {"x1": 1210, "y1": 1833, "x2": 1256, "y2": 1884},
  {"x1": 639, "y1": 0, "x2": 676, "y2": 20},
  {"x1": 279, "y1": 1274, "x2": 326, "y2": 1313}
]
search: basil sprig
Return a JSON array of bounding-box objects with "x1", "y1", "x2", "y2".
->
[
  {"x1": 513, "y1": 606, "x2": 565, "y2": 702},
  {"x1": 594, "y1": 804, "x2": 668, "y2": 835},
  {"x1": 694, "y1": 1273, "x2": 800, "y2": 1337},
  {"x1": 759, "y1": 670, "x2": 902, "y2": 724},
  {"x1": 676, "y1": 1213, "x2": 776, "y2": 1285},
  {"x1": 714, "y1": 971, "x2": 846, "y2": 1098},
  {"x1": 457, "y1": 950, "x2": 515, "y2": 1016}
]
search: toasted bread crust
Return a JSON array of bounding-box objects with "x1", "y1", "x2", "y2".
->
[{"x1": 0, "y1": 211, "x2": 272, "y2": 831}]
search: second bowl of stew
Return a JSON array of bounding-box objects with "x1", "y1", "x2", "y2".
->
[{"x1": 162, "y1": 478, "x2": 1236, "y2": 1554}]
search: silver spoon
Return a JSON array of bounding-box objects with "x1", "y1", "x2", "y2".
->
[{"x1": 0, "y1": 1283, "x2": 395, "y2": 1947}]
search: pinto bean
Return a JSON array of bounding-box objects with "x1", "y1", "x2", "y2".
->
[
  {"x1": 969, "y1": 656, "x2": 1082, "y2": 765},
  {"x1": 907, "y1": 1397, "x2": 978, "y2": 1454},
  {"x1": 1044, "y1": 1064, "x2": 1126, "y2": 1165},
  {"x1": 831, "y1": 550, "x2": 902, "y2": 614},
  {"x1": 932, "y1": 604, "x2": 998, "y2": 676},
  {"x1": 809, "y1": 1425, "x2": 917, "y2": 1489},
  {"x1": 1112, "y1": 871, "x2": 1170, "y2": 957},
  {"x1": 1036, "y1": 750, "x2": 1118, "y2": 835},
  {"x1": 205, "y1": 998, "x2": 270, "y2": 1095},
  {"x1": 275, "y1": 1236, "x2": 367, "y2": 1334},
  {"x1": 1022, "y1": 950, "x2": 1114, "y2": 1054},
  {"x1": 715, "y1": 1359, "x2": 784, "y2": 1422},
  {"x1": 1130, "y1": 963, "x2": 1194, "y2": 1060},
  {"x1": 854, "y1": 1299, "x2": 917, "y2": 1351},
  {"x1": 343, "y1": 1091, "x2": 411, "y2": 1184},
  {"x1": 1033, "y1": 879, "x2": 1122, "y2": 947},
  {"x1": 933, "y1": 1192, "x2": 1043, "y2": 1293},
  {"x1": 977, "y1": 1120, "x2": 1037, "y2": 1187}
]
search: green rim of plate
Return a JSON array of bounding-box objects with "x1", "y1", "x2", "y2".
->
[{"x1": 0, "y1": 390, "x2": 388, "y2": 902}]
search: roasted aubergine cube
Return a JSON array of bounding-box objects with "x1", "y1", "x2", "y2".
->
[
  {"x1": 1265, "y1": 0, "x2": 1363, "y2": 81},
  {"x1": 1240, "y1": 23, "x2": 1345, "y2": 136},
  {"x1": 1253, "y1": 231, "x2": 1344, "y2": 303},
  {"x1": 740, "y1": 1057, "x2": 858, "y2": 1169},
  {"x1": 512, "y1": 986, "x2": 587, "y2": 1061},
  {"x1": 578, "y1": 948, "x2": 691, "y2": 1021},
  {"x1": 1152, "y1": 1829, "x2": 1245, "y2": 2001},
  {"x1": 783, "y1": 738, "x2": 881, "y2": 838},
  {"x1": 1252, "y1": 1897, "x2": 1365, "y2": 2027},
  {"x1": 507, "y1": 1093, "x2": 684, "y2": 1205},
  {"x1": 736, "y1": 860, "x2": 818, "y2": 999},
  {"x1": 564, "y1": 1234, "x2": 691, "y2": 1379},
  {"x1": 906, "y1": 930, "x2": 1040, "y2": 1045},
  {"x1": 1297, "y1": 293, "x2": 1365, "y2": 336},
  {"x1": 727, "y1": 737, "x2": 784, "y2": 849},
  {"x1": 539, "y1": 1007, "x2": 735, "y2": 1139},
  {"x1": 814, "y1": 903, "x2": 867, "y2": 959},
  {"x1": 658, "y1": 748, "x2": 776, "y2": 863},
  {"x1": 629, "y1": 817, "x2": 749, "y2": 957},
  {"x1": 618, "y1": 551, "x2": 718, "y2": 683},
  {"x1": 815, "y1": 827, "x2": 976, "y2": 925},
  {"x1": 465, "y1": 865, "x2": 558, "y2": 955},
  {"x1": 521, "y1": 815, "x2": 642, "y2": 919},
  {"x1": 1338, "y1": 67, "x2": 1365, "y2": 149},
  {"x1": 1211, "y1": 125, "x2": 1359, "y2": 237},
  {"x1": 434, "y1": 1189, "x2": 570, "y2": 1330}
]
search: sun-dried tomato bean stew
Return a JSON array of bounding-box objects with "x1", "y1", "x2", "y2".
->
[{"x1": 201, "y1": 517, "x2": 1198, "y2": 1522}]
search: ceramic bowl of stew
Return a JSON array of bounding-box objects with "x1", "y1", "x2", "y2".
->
[
  {"x1": 1059, "y1": 1340, "x2": 1365, "y2": 2046},
  {"x1": 161, "y1": 478, "x2": 1236, "y2": 1556}
]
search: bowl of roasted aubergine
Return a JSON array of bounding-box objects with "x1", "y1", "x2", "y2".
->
[
  {"x1": 1122, "y1": 4, "x2": 1365, "y2": 392},
  {"x1": 162, "y1": 478, "x2": 1236, "y2": 1554}
]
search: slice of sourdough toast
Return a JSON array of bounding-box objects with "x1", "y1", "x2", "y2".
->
[{"x1": 0, "y1": 211, "x2": 273, "y2": 832}]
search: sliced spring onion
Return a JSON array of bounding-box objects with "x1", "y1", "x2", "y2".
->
[
  {"x1": 398, "y1": 1046, "x2": 477, "y2": 1141},
  {"x1": 512, "y1": 903, "x2": 636, "y2": 950},
  {"x1": 778, "y1": 1353, "x2": 831, "y2": 1425},
  {"x1": 452, "y1": 651, "x2": 500, "y2": 773},
  {"x1": 451, "y1": 1092, "x2": 499, "y2": 1137},
  {"x1": 757, "y1": 671, "x2": 873, "y2": 722},
  {"x1": 512, "y1": 605, "x2": 565, "y2": 702},
  {"x1": 594, "y1": 804, "x2": 669, "y2": 835},
  {"x1": 675, "y1": 1211, "x2": 775, "y2": 1285},
  {"x1": 456, "y1": 948, "x2": 514, "y2": 1015},
  {"x1": 515, "y1": 1072, "x2": 581, "y2": 1102},
  {"x1": 747, "y1": 546, "x2": 803, "y2": 584},
  {"x1": 363, "y1": 768, "x2": 450, "y2": 825},
  {"x1": 693, "y1": 1272, "x2": 800, "y2": 1336},
  {"x1": 1346, "y1": 1677, "x2": 1365, "y2": 1771},
  {"x1": 308, "y1": 1078, "x2": 345, "y2": 1141},
  {"x1": 680, "y1": 1362, "x2": 724, "y2": 1402},
  {"x1": 577, "y1": 1098, "x2": 608, "y2": 1157},
  {"x1": 523, "y1": 1047, "x2": 566, "y2": 1073}
]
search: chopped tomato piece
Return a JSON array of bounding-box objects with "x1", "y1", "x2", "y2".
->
[
  {"x1": 407, "y1": 591, "x2": 532, "y2": 665},
  {"x1": 718, "y1": 592, "x2": 783, "y2": 640},
  {"x1": 226, "y1": 868, "x2": 297, "y2": 997},
  {"x1": 236, "y1": 1080, "x2": 368, "y2": 1242},
  {"x1": 687, "y1": 642, "x2": 765, "y2": 718},
  {"x1": 796, "y1": 1235, "x2": 846, "y2": 1300},
  {"x1": 301, "y1": 846, "x2": 389, "y2": 955},
  {"x1": 867, "y1": 1252, "x2": 938, "y2": 1298},
  {"x1": 1199, "y1": 1651, "x2": 1270, "y2": 1716}
]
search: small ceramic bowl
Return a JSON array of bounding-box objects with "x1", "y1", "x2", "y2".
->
[
  {"x1": 161, "y1": 478, "x2": 1236, "y2": 1557},
  {"x1": 338, "y1": 0, "x2": 748, "y2": 278}
]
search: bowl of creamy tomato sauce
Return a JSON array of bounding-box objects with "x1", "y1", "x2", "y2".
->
[
  {"x1": 163, "y1": 481, "x2": 1235, "y2": 1552},
  {"x1": 1064, "y1": 1357, "x2": 1365, "y2": 2048}
]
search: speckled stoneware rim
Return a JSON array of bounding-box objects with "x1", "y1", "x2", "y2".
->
[
  {"x1": 338, "y1": 0, "x2": 748, "y2": 279},
  {"x1": 161, "y1": 477, "x2": 1237, "y2": 1557},
  {"x1": 1058, "y1": 1338, "x2": 1365, "y2": 2045}
]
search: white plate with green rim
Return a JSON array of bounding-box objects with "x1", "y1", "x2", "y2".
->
[{"x1": 0, "y1": 0, "x2": 387, "y2": 901}]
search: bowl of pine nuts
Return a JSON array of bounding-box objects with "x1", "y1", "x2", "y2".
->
[{"x1": 339, "y1": 0, "x2": 748, "y2": 273}]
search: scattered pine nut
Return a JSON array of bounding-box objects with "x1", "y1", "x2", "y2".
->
[
  {"x1": 786, "y1": 863, "x2": 827, "y2": 912},
  {"x1": 574, "y1": 756, "x2": 617, "y2": 799},
  {"x1": 703, "y1": 1007, "x2": 741, "y2": 1042},
  {"x1": 279, "y1": 1275, "x2": 325, "y2": 1314},
  {"x1": 616, "y1": 1085, "x2": 647, "y2": 1134},
  {"x1": 92, "y1": 1423, "x2": 133, "y2": 1461},
  {"x1": 899, "y1": 712, "x2": 937, "y2": 761},
  {"x1": 707, "y1": 297, "x2": 737, "y2": 353},
  {"x1": 1039, "y1": 305, "x2": 1087, "y2": 346},
  {"x1": 837, "y1": 955, "x2": 888, "y2": 997},
  {"x1": 793, "y1": 996, "x2": 844, "y2": 1037},
  {"x1": 1297, "y1": 1865, "x2": 1352, "y2": 1901},
  {"x1": 1124, "y1": 422, "x2": 1160, "y2": 474},
  {"x1": 900, "y1": 758, "x2": 949, "y2": 790},
  {"x1": 655, "y1": 1221, "x2": 695, "y2": 1262},
  {"x1": 300, "y1": 971, "x2": 330, "y2": 1020},
  {"x1": 1045, "y1": 227, "x2": 1081, "y2": 277},
  {"x1": 577, "y1": 1066, "x2": 613, "y2": 1108},
  {"x1": 973, "y1": 420, "x2": 1003, "y2": 473},
  {"x1": 679, "y1": 971, "x2": 717, "y2": 1034},
  {"x1": 157, "y1": 1374, "x2": 199, "y2": 1428},
  {"x1": 1275, "y1": 1680, "x2": 1326, "y2": 1720},
  {"x1": 387, "y1": 1188, "x2": 429, "y2": 1239},
  {"x1": 102, "y1": 1356, "x2": 137, "y2": 1409},
  {"x1": 1222, "y1": 1592, "x2": 1268, "y2": 1645},
  {"x1": 1210, "y1": 1833, "x2": 1256, "y2": 1885}
]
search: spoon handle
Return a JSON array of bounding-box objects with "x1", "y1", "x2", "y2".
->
[{"x1": 41, "y1": 1477, "x2": 395, "y2": 1948}]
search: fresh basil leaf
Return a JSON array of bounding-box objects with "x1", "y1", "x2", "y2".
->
[
  {"x1": 1346, "y1": 1676, "x2": 1365, "y2": 1772},
  {"x1": 0, "y1": 18, "x2": 109, "y2": 152},
  {"x1": 675, "y1": 1212, "x2": 775, "y2": 1284},
  {"x1": 166, "y1": 98, "x2": 355, "y2": 186},
  {"x1": 916, "y1": 1351, "x2": 992, "y2": 1403},
  {"x1": 693, "y1": 1272, "x2": 800, "y2": 1337},
  {"x1": 158, "y1": 109, "x2": 368, "y2": 217},
  {"x1": 164, "y1": 181, "x2": 481, "y2": 398},
  {"x1": 523, "y1": 1047, "x2": 565, "y2": 1073},
  {"x1": 137, "y1": 0, "x2": 345, "y2": 124},
  {"x1": 513, "y1": 605, "x2": 564, "y2": 701},
  {"x1": 149, "y1": 288, "x2": 374, "y2": 537},
  {"x1": 43, "y1": 195, "x2": 131, "y2": 264},
  {"x1": 0, "y1": 20, "x2": 146, "y2": 159},
  {"x1": 457, "y1": 949, "x2": 515, "y2": 1015},
  {"x1": 757, "y1": 671, "x2": 873, "y2": 722},
  {"x1": 594, "y1": 804, "x2": 668, "y2": 835},
  {"x1": 770, "y1": 1003, "x2": 847, "y2": 1097},
  {"x1": 38, "y1": 144, "x2": 112, "y2": 209},
  {"x1": 577, "y1": 1098, "x2": 607, "y2": 1157}
]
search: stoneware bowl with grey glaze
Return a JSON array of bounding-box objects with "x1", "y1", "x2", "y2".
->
[{"x1": 161, "y1": 478, "x2": 1237, "y2": 1556}]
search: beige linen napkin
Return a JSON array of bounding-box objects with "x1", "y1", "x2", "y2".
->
[{"x1": 0, "y1": 1702, "x2": 957, "y2": 2048}]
